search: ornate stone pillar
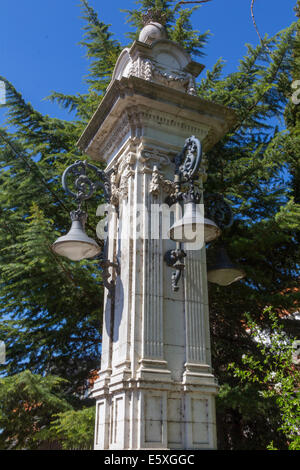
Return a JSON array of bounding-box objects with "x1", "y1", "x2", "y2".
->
[{"x1": 77, "y1": 20, "x2": 235, "y2": 450}]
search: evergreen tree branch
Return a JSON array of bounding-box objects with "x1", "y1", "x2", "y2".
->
[
  {"x1": 231, "y1": 25, "x2": 295, "y2": 133},
  {"x1": 251, "y1": 0, "x2": 272, "y2": 54},
  {"x1": 0, "y1": 128, "x2": 69, "y2": 214},
  {"x1": 176, "y1": 0, "x2": 212, "y2": 4}
]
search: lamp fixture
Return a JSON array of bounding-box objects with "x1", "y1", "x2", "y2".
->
[
  {"x1": 51, "y1": 160, "x2": 118, "y2": 295},
  {"x1": 163, "y1": 136, "x2": 244, "y2": 292},
  {"x1": 52, "y1": 209, "x2": 101, "y2": 261},
  {"x1": 207, "y1": 245, "x2": 246, "y2": 286},
  {"x1": 164, "y1": 136, "x2": 223, "y2": 291},
  {"x1": 168, "y1": 195, "x2": 221, "y2": 245},
  {"x1": 204, "y1": 195, "x2": 245, "y2": 286}
]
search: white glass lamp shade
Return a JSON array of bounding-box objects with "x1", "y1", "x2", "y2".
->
[
  {"x1": 168, "y1": 202, "x2": 221, "y2": 245},
  {"x1": 52, "y1": 220, "x2": 101, "y2": 261}
]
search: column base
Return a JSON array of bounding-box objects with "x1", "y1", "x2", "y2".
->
[{"x1": 92, "y1": 371, "x2": 218, "y2": 450}]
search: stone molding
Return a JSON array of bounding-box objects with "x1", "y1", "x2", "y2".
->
[
  {"x1": 77, "y1": 76, "x2": 237, "y2": 160},
  {"x1": 86, "y1": 103, "x2": 210, "y2": 164}
]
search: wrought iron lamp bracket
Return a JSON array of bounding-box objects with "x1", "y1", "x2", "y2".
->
[
  {"x1": 165, "y1": 136, "x2": 203, "y2": 207},
  {"x1": 164, "y1": 248, "x2": 187, "y2": 292},
  {"x1": 175, "y1": 135, "x2": 202, "y2": 182},
  {"x1": 164, "y1": 136, "x2": 203, "y2": 292},
  {"x1": 62, "y1": 160, "x2": 111, "y2": 208},
  {"x1": 59, "y1": 160, "x2": 121, "y2": 294}
]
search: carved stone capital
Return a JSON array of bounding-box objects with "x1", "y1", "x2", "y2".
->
[
  {"x1": 149, "y1": 165, "x2": 176, "y2": 197},
  {"x1": 139, "y1": 148, "x2": 172, "y2": 169},
  {"x1": 110, "y1": 152, "x2": 137, "y2": 206}
]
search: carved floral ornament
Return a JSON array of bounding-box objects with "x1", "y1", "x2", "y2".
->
[
  {"x1": 109, "y1": 147, "x2": 175, "y2": 206},
  {"x1": 107, "y1": 142, "x2": 208, "y2": 207},
  {"x1": 128, "y1": 56, "x2": 197, "y2": 96}
]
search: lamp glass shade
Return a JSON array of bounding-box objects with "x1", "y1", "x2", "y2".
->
[
  {"x1": 52, "y1": 220, "x2": 101, "y2": 261},
  {"x1": 168, "y1": 202, "x2": 221, "y2": 245},
  {"x1": 207, "y1": 246, "x2": 245, "y2": 286},
  {"x1": 207, "y1": 267, "x2": 245, "y2": 286}
]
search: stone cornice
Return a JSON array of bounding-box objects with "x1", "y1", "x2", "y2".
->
[{"x1": 77, "y1": 76, "x2": 237, "y2": 160}]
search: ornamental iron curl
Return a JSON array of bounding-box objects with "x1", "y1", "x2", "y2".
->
[
  {"x1": 62, "y1": 160, "x2": 111, "y2": 205},
  {"x1": 164, "y1": 249, "x2": 187, "y2": 292}
]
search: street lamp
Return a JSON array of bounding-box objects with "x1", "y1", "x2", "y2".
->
[
  {"x1": 52, "y1": 160, "x2": 111, "y2": 260},
  {"x1": 51, "y1": 160, "x2": 119, "y2": 295},
  {"x1": 163, "y1": 136, "x2": 222, "y2": 291},
  {"x1": 204, "y1": 194, "x2": 246, "y2": 286},
  {"x1": 168, "y1": 194, "x2": 221, "y2": 244},
  {"x1": 163, "y1": 138, "x2": 245, "y2": 291}
]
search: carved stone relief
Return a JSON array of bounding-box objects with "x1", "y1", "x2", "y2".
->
[
  {"x1": 129, "y1": 57, "x2": 197, "y2": 95},
  {"x1": 110, "y1": 152, "x2": 136, "y2": 206},
  {"x1": 149, "y1": 166, "x2": 176, "y2": 197}
]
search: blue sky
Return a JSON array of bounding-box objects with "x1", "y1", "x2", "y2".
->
[{"x1": 0, "y1": 0, "x2": 297, "y2": 123}]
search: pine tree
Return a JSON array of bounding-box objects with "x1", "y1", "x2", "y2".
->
[
  {"x1": 0, "y1": 370, "x2": 71, "y2": 450},
  {"x1": 0, "y1": 0, "x2": 299, "y2": 449}
]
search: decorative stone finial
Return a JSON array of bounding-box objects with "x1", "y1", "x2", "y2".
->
[
  {"x1": 139, "y1": 21, "x2": 167, "y2": 45},
  {"x1": 139, "y1": 9, "x2": 167, "y2": 45}
]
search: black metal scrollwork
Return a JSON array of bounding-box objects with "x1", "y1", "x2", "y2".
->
[
  {"x1": 165, "y1": 136, "x2": 204, "y2": 292},
  {"x1": 175, "y1": 135, "x2": 202, "y2": 181},
  {"x1": 62, "y1": 160, "x2": 111, "y2": 205},
  {"x1": 164, "y1": 249, "x2": 187, "y2": 292}
]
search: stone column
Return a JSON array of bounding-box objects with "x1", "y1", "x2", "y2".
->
[{"x1": 77, "y1": 25, "x2": 235, "y2": 450}]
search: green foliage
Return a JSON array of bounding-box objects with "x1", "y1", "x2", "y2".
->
[
  {"x1": 79, "y1": 0, "x2": 122, "y2": 94},
  {"x1": 217, "y1": 382, "x2": 285, "y2": 450},
  {"x1": 275, "y1": 197, "x2": 300, "y2": 230},
  {"x1": 0, "y1": 371, "x2": 71, "y2": 450},
  {"x1": 40, "y1": 407, "x2": 95, "y2": 450},
  {"x1": 228, "y1": 308, "x2": 300, "y2": 450}
]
